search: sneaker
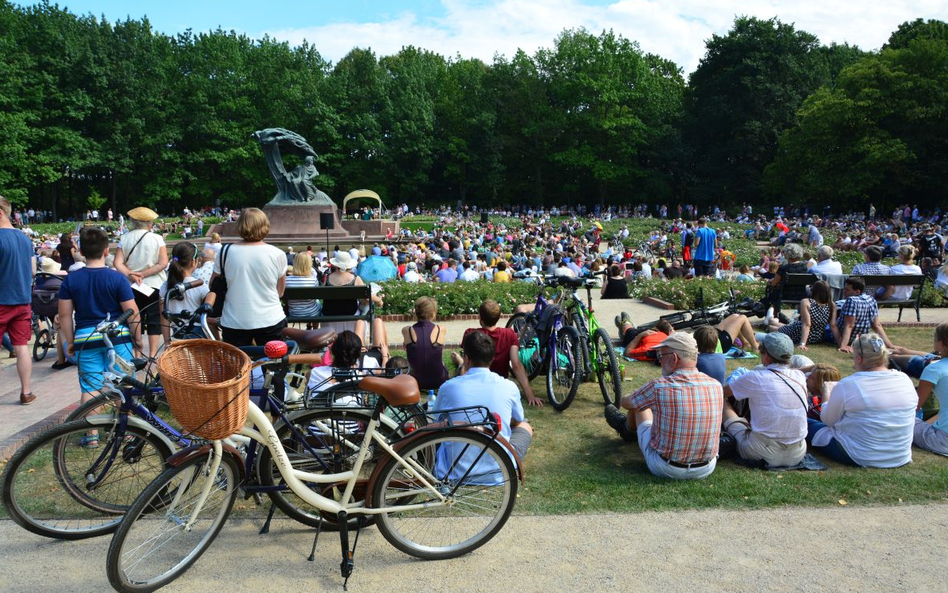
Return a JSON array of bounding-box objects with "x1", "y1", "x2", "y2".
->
[
  {"x1": 614, "y1": 312, "x2": 633, "y2": 331},
  {"x1": 51, "y1": 360, "x2": 74, "y2": 370},
  {"x1": 19, "y1": 393, "x2": 36, "y2": 405},
  {"x1": 764, "y1": 307, "x2": 774, "y2": 326},
  {"x1": 79, "y1": 434, "x2": 99, "y2": 449},
  {"x1": 604, "y1": 404, "x2": 636, "y2": 442}
]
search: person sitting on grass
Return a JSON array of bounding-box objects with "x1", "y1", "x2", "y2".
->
[
  {"x1": 805, "y1": 363, "x2": 841, "y2": 420},
  {"x1": 832, "y1": 277, "x2": 896, "y2": 353},
  {"x1": 765, "y1": 280, "x2": 836, "y2": 351},
  {"x1": 693, "y1": 325, "x2": 726, "y2": 385},
  {"x1": 604, "y1": 332, "x2": 722, "y2": 480},
  {"x1": 436, "y1": 331, "x2": 533, "y2": 466},
  {"x1": 806, "y1": 333, "x2": 916, "y2": 467},
  {"x1": 721, "y1": 333, "x2": 808, "y2": 468},
  {"x1": 452, "y1": 299, "x2": 542, "y2": 407},
  {"x1": 912, "y1": 323, "x2": 948, "y2": 457},
  {"x1": 58, "y1": 227, "x2": 143, "y2": 448}
]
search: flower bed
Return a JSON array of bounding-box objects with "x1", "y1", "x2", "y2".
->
[{"x1": 377, "y1": 280, "x2": 540, "y2": 316}]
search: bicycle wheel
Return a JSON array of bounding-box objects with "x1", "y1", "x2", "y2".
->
[
  {"x1": 546, "y1": 325, "x2": 580, "y2": 411},
  {"x1": 33, "y1": 328, "x2": 50, "y2": 361},
  {"x1": 107, "y1": 448, "x2": 240, "y2": 593},
  {"x1": 66, "y1": 392, "x2": 123, "y2": 422},
  {"x1": 371, "y1": 430, "x2": 517, "y2": 560},
  {"x1": 593, "y1": 328, "x2": 623, "y2": 407},
  {"x1": 507, "y1": 312, "x2": 543, "y2": 379},
  {"x1": 1, "y1": 419, "x2": 171, "y2": 540},
  {"x1": 570, "y1": 311, "x2": 591, "y2": 382},
  {"x1": 257, "y1": 406, "x2": 401, "y2": 529}
]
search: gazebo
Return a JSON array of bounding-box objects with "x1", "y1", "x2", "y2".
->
[{"x1": 342, "y1": 189, "x2": 385, "y2": 218}]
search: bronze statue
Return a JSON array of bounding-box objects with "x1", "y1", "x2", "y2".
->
[{"x1": 253, "y1": 128, "x2": 334, "y2": 206}]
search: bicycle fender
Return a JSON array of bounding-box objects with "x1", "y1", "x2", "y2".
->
[
  {"x1": 86, "y1": 415, "x2": 179, "y2": 457},
  {"x1": 165, "y1": 443, "x2": 246, "y2": 481},
  {"x1": 363, "y1": 427, "x2": 524, "y2": 508}
]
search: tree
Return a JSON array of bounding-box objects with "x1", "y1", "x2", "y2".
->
[
  {"x1": 684, "y1": 16, "x2": 831, "y2": 205},
  {"x1": 886, "y1": 18, "x2": 948, "y2": 50},
  {"x1": 764, "y1": 37, "x2": 948, "y2": 210}
]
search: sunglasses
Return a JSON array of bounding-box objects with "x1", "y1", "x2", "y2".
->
[{"x1": 857, "y1": 336, "x2": 884, "y2": 357}]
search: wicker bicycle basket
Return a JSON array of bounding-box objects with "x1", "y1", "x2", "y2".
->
[{"x1": 157, "y1": 339, "x2": 252, "y2": 440}]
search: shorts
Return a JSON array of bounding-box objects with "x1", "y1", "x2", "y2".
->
[
  {"x1": 716, "y1": 328, "x2": 733, "y2": 353},
  {"x1": 73, "y1": 325, "x2": 134, "y2": 393},
  {"x1": 906, "y1": 353, "x2": 938, "y2": 379},
  {"x1": 636, "y1": 421, "x2": 715, "y2": 480},
  {"x1": 509, "y1": 425, "x2": 532, "y2": 460},
  {"x1": 0, "y1": 304, "x2": 31, "y2": 346},
  {"x1": 221, "y1": 318, "x2": 288, "y2": 348},
  {"x1": 724, "y1": 417, "x2": 806, "y2": 467},
  {"x1": 913, "y1": 420, "x2": 948, "y2": 457},
  {"x1": 134, "y1": 289, "x2": 162, "y2": 336}
]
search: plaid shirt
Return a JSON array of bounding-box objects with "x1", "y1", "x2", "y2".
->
[
  {"x1": 836, "y1": 293, "x2": 878, "y2": 343},
  {"x1": 628, "y1": 369, "x2": 722, "y2": 464}
]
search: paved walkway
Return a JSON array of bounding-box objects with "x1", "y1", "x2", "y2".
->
[
  {"x1": 2, "y1": 293, "x2": 944, "y2": 460},
  {"x1": 2, "y1": 503, "x2": 946, "y2": 592}
]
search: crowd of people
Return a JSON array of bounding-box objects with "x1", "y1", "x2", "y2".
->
[{"x1": 2, "y1": 195, "x2": 946, "y2": 481}]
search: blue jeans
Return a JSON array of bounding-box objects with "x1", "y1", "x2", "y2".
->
[{"x1": 806, "y1": 418, "x2": 857, "y2": 466}]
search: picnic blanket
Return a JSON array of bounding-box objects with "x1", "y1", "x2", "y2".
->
[{"x1": 725, "y1": 347, "x2": 758, "y2": 359}]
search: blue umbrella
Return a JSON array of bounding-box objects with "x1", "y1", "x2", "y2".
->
[{"x1": 357, "y1": 255, "x2": 397, "y2": 282}]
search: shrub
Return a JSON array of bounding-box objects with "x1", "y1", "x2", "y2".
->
[
  {"x1": 377, "y1": 280, "x2": 539, "y2": 316},
  {"x1": 627, "y1": 277, "x2": 766, "y2": 309}
]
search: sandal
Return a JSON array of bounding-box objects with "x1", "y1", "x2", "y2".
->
[
  {"x1": 79, "y1": 434, "x2": 100, "y2": 449},
  {"x1": 51, "y1": 360, "x2": 74, "y2": 370}
]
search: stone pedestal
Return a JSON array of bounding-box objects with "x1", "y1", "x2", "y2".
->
[{"x1": 208, "y1": 204, "x2": 399, "y2": 243}]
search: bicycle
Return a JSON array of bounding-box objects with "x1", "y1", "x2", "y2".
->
[
  {"x1": 105, "y1": 361, "x2": 520, "y2": 592},
  {"x1": 30, "y1": 271, "x2": 62, "y2": 361},
  {"x1": 559, "y1": 274, "x2": 623, "y2": 407},
  {"x1": 505, "y1": 275, "x2": 581, "y2": 411}
]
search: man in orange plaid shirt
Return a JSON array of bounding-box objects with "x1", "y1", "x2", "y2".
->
[{"x1": 605, "y1": 332, "x2": 723, "y2": 479}]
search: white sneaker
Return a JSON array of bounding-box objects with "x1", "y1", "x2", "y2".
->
[{"x1": 764, "y1": 307, "x2": 774, "y2": 326}]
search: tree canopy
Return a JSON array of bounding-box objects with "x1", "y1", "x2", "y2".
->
[{"x1": 0, "y1": 1, "x2": 944, "y2": 216}]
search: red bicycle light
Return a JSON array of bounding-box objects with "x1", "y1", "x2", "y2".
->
[{"x1": 264, "y1": 341, "x2": 289, "y2": 359}]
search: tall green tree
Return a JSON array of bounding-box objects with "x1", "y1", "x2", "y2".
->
[{"x1": 685, "y1": 16, "x2": 830, "y2": 205}]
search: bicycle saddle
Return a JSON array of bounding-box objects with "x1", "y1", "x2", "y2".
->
[
  {"x1": 359, "y1": 374, "x2": 420, "y2": 407},
  {"x1": 281, "y1": 326, "x2": 336, "y2": 350}
]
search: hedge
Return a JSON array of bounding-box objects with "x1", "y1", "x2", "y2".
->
[
  {"x1": 376, "y1": 280, "x2": 540, "y2": 316},
  {"x1": 628, "y1": 277, "x2": 766, "y2": 310}
]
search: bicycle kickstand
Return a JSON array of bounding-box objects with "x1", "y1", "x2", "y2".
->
[
  {"x1": 337, "y1": 512, "x2": 365, "y2": 590},
  {"x1": 307, "y1": 515, "x2": 324, "y2": 561},
  {"x1": 259, "y1": 502, "x2": 276, "y2": 535}
]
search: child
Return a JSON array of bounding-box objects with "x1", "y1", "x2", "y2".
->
[
  {"x1": 693, "y1": 325, "x2": 726, "y2": 385},
  {"x1": 805, "y1": 363, "x2": 840, "y2": 420},
  {"x1": 159, "y1": 242, "x2": 211, "y2": 342},
  {"x1": 58, "y1": 227, "x2": 142, "y2": 446}
]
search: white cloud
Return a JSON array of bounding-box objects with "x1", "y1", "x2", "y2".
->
[{"x1": 265, "y1": 0, "x2": 948, "y2": 74}]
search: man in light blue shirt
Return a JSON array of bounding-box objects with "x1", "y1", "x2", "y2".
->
[
  {"x1": 433, "y1": 332, "x2": 532, "y2": 481},
  {"x1": 692, "y1": 218, "x2": 717, "y2": 277}
]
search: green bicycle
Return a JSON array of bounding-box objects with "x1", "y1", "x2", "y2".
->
[{"x1": 559, "y1": 276, "x2": 623, "y2": 407}]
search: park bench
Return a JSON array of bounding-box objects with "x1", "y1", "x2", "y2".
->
[
  {"x1": 280, "y1": 284, "x2": 374, "y2": 339},
  {"x1": 783, "y1": 273, "x2": 926, "y2": 322}
]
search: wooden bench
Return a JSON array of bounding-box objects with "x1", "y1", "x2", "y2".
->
[
  {"x1": 782, "y1": 273, "x2": 926, "y2": 322},
  {"x1": 280, "y1": 285, "x2": 375, "y2": 338}
]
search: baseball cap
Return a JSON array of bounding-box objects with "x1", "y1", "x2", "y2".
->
[
  {"x1": 652, "y1": 332, "x2": 698, "y2": 356},
  {"x1": 761, "y1": 333, "x2": 794, "y2": 363}
]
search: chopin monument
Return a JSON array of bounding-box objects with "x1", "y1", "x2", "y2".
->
[{"x1": 212, "y1": 128, "x2": 398, "y2": 242}]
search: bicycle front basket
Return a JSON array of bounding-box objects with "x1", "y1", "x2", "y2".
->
[{"x1": 157, "y1": 339, "x2": 251, "y2": 440}]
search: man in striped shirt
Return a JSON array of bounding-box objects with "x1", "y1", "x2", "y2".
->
[{"x1": 605, "y1": 332, "x2": 723, "y2": 479}]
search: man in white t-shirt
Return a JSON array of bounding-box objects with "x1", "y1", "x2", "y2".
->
[
  {"x1": 809, "y1": 245, "x2": 843, "y2": 275},
  {"x1": 402, "y1": 262, "x2": 422, "y2": 283},
  {"x1": 722, "y1": 333, "x2": 808, "y2": 468}
]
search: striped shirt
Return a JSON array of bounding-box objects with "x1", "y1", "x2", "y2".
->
[
  {"x1": 285, "y1": 274, "x2": 322, "y2": 318},
  {"x1": 628, "y1": 369, "x2": 723, "y2": 464}
]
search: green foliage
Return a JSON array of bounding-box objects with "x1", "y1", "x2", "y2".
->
[
  {"x1": 628, "y1": 277, "x2": 766, "y2": 309},
  {"x1": 87, "y1": 189, "x2": 106, "y2": 211},
  {"x1": 376, "y1": 280, "x2": 539, "y2": 316}
]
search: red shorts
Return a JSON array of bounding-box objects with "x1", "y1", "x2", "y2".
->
[{"x1": 0, "y1": 304, "x2": 32, "y2": 346}]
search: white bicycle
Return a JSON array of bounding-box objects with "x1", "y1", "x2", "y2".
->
[{"x1": 106, "y1": 366, "x2": 523, "y2": 592}]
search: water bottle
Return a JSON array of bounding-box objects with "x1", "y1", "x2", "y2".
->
[{"x1": 426, "y1": 389, "x2": 436, "y2": 411}]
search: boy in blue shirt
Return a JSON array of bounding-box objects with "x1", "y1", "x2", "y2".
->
[{"x1": 59, "y1": 228, "x2": 141, "y2": 444}]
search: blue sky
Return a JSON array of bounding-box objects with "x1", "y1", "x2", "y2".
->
[{"x1": 22, "y1": 1, "x2": 948, "y2": 73}]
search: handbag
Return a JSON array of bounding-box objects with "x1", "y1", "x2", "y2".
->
[{"x1": 210, "y1": 244, "x2": 230, "y2": 318}]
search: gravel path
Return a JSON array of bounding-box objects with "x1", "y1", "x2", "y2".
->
[{"x1": 3, "y1": 503, "x2": 946, "y2": 592}]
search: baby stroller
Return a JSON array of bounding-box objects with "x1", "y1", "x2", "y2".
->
[{"x1": 30, "y1": 272, "x2": 62, "y2": 361}]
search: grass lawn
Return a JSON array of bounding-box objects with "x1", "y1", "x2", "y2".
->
[{"x1": 514, "y1": 327, "x2": 948, "y2": 514}]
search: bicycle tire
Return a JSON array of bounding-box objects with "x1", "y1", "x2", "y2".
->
[
  {"x1": 371, "y1": 429, "x2": 517, "y2": 560},
  {"x1": 592, "y1": 328, "x2": 623, "y2": 407},
  {"x1": 507, "y1": 312, "x2": 543, "y2": 379},
  {"x1": 257, "y1": 406, "x2": 403, "y2": 529},
  {"x1": 33, "y1": 328, "x2": 50, "y2": 361},
  {"x1": 1, "y1": 419, "x2": 171, "y2": 540},
  {"x1": 546, "y1": 325, "x2": 580, "y2": 411},
  {"x1": 66, "y1": 392, "x2": 123, "y2": 422},
  {"x1": 570, "y1": 311, "x2": 591, "y2": 382},
  {"x1": 107, "y1": 449, "x2": 240, "y2": 593}
]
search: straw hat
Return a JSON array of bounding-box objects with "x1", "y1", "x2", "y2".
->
[
  {"x1": 40, "y1": 258, "x2": 62, "y2": 274},
  {"x1": 127, "y1": 207, "x2": 159, "y2": 222},
  {"x1": 329, "y1": 251, "x2": 357, "y2": 270}
]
